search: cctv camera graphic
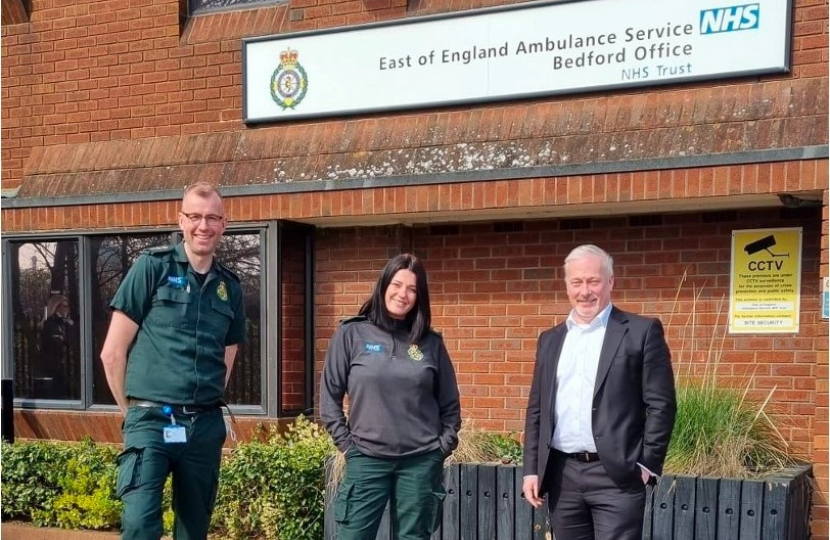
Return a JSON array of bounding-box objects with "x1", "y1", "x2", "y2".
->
[{"x1": 744, "y1": 235, "x2": 788, "y2": 258}]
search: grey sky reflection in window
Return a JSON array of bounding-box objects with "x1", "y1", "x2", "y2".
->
[
  {"x1": 190, "y1": 0, "x2": 279, "y2": 13},
  {"x1": 11, "y1": 240, "x2": 80, "y2": 401}
]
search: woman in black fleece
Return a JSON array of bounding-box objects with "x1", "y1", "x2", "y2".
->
[{"x1": 321, "y1": 253, "x2": 461, "y2": 540}]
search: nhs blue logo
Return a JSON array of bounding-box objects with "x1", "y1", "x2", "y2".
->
[{"x1": 700, "y1": 4, "x2": 760, "y2": 34}]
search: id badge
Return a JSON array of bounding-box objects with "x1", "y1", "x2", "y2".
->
[{"x1": 163, "y1": 425, "x2": 187, "y2": 443}]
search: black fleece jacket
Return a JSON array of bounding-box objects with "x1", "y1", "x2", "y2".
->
[{"x1": 320, "y1": 317, "x2": 461, "y2": 458}]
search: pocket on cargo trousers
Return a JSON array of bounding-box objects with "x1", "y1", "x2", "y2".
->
[
  {"x1": 333, "y1": 482, "x2": 355, "y2": 523},
  {"x1": 428, "y1": 488, "x2": 447, "y2": 533},
  {"x1": 116, "y1": 447, "x2": 144, "y2": 499}
]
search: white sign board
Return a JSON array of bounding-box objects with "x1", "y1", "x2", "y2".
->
[{"x1": 243, "y1": 0, "x2": 792, "y2": 123}]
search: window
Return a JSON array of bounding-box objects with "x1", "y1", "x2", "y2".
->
[
  {"x1": 90, "y1": 234, "x2": 171, "y2": 405},
  {"x1": 8, "y1": 240, "x2": 81, "y2": 402},
  {"x1": 216, "y1": 231, "x2": 264, "y2": 407},
  {"x1": 3, "y1": 222, "x2": 313, "y2": 417},
  {"x1": 189, "y1": 0, "x2": 279, "y2": 14}
]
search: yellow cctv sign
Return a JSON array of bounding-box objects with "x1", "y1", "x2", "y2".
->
[{"x1": 729, "y1": 228, "x2": 802, "y2": 333}]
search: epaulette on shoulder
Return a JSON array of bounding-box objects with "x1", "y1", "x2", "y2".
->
[
  {"x1": 216, "y1": 260, "x2": 240, "y2": 282},
  {"x1": 340, "y1": 315, "x2": 367, "y2": 325},
  {"x1": 141, "y1": 245, "x2": 175, "y2": 256}
]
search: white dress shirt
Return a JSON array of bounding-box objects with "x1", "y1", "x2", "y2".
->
[{"x1": 551, "y1": 303, "x2": 613, "y2": 453}]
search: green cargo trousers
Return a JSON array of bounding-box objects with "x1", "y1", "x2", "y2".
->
[
  {"x1": 116, "y1": 406, "x2": 226, "y2": 540},
  {"x1": 333, "y1": 446, "x2": 447, "y2": 540}
]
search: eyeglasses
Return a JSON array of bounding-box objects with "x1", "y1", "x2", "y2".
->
[{"x1": 180, "y1": 212, "x2": 225, "y2": 226}]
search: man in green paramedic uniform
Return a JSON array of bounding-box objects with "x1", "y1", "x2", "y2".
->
[{"x1": 101, "y1": 182, "x2": 246, "y2": 540}]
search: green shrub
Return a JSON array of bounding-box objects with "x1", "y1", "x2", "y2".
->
[
  {"x1": 1, "y1": 439, "x2": 74, "y2": 526},
  {"x1": 34, "y1": 438, "x2": 122, "y2": 530},
  {"x1": 211, "y1": 415, "x2": 336, "y2": 540},
  {"x1": 1, "y1": 421, "x2": 332, "y2": 539},
  {"x1": 1, "y1": 438, "x2": 174, "y2": 533}
]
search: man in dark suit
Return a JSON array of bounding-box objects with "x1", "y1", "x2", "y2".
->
[{"x1": 522, "y1": 244, "x2": 676, "y2": 540}]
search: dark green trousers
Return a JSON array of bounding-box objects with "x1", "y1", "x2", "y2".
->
[
  {"x1": 116, "y1": 406, "x2": 226, "y2": 540},
  {"x1": 334, "y1": 446, "x2": 446, "y2": 540}
]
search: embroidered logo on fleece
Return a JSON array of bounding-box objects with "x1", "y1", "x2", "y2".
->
[
  {"x1": 407, "y1": 344, "x2": 424, "y2": 361},
  {"x1": 364, "y1": 343, "x2": 383, "y2": 353}
]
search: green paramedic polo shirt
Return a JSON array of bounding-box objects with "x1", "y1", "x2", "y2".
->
[{"x1": 110, "y1": 243, "x2": 246, "y2": 406}]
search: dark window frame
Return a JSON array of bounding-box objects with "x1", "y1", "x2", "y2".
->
[{"x1": 1, "y1": 222, "x2": 313, "y2": 417}]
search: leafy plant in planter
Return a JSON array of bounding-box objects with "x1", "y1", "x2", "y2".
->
[{"x1": 448, "y1": 421, "x2": 523, "y2": 465}]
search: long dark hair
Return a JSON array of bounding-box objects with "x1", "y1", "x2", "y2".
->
[{"x1": 358, "y1": 253, "x2": 432, "y2": 343}]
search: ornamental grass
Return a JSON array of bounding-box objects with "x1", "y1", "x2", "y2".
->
[{"x1": 662, "y1": 274, "x2": 795, "y2": 479}]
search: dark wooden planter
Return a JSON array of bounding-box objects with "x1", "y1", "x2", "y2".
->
[
  {"x1": 325, "y1": 462, "x2": 813, "y2": 540},
  {"x1": 646, "y1": 465, "x2": 813, "y2": 540}
]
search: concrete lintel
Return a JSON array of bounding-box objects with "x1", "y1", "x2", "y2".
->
[{"x1": 293, "y1": 193, "x2": 788, "y2": 227}]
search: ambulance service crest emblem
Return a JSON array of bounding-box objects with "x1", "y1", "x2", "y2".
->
[
  {"x1": 407, "y1": 344, "x2": 424, "y2": 362},
  {"x1": 270, "y1": 48, "x2": 308, "y2": 110},
  {"x1": 217, "y1": 281, "x2": 229, "y2": 302}
]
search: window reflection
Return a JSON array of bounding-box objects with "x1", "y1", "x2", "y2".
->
[
  {"x1": 189, "y1": 0, "x2": 277, "y2": 14},
  {"x1": 90, "y1": 235, "x2": 170, "y2": 405},
  {"x1": 10, "y1": 241, "x2": 80, "y2": 401},
  {"x1": 215, "y1": 232, "x2": 263, "y2": 406}
]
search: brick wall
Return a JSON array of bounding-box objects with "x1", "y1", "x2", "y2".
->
[
  {"x1": 2, "y1": 0, "x2": 828, "y2": 193},
  {"x1": 281, "y1": 228, "x2": 311, "y2": 412},
  {"x1": 315, "y1": 207, "x2": 822, "y2": 444},
  {"x1": 314, "y1": 207, "x2": 827, "y2": 537}
]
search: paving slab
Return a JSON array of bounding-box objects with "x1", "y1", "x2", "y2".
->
[{"x1": 1, "y1": 522, "x2": 174, "y2": 540}]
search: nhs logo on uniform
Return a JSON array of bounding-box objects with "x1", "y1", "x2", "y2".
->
[{"x1": 700, "y1": 4, "x2": 760, "y2": 34}]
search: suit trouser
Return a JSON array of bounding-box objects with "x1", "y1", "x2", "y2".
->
[
  {"x1": 546, "y1": 452, "x2": 646, "y2": 540},
  {"x1": 333, "y1": 446, "x2": 446, "y2": 540},
  {"x1": 116, "y1": 406, "x2": 226, "y2": 540}
]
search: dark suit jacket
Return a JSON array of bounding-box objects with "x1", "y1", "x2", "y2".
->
[{"x1": 522, "y1": 306, "x2": 676, "y2": 490}]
